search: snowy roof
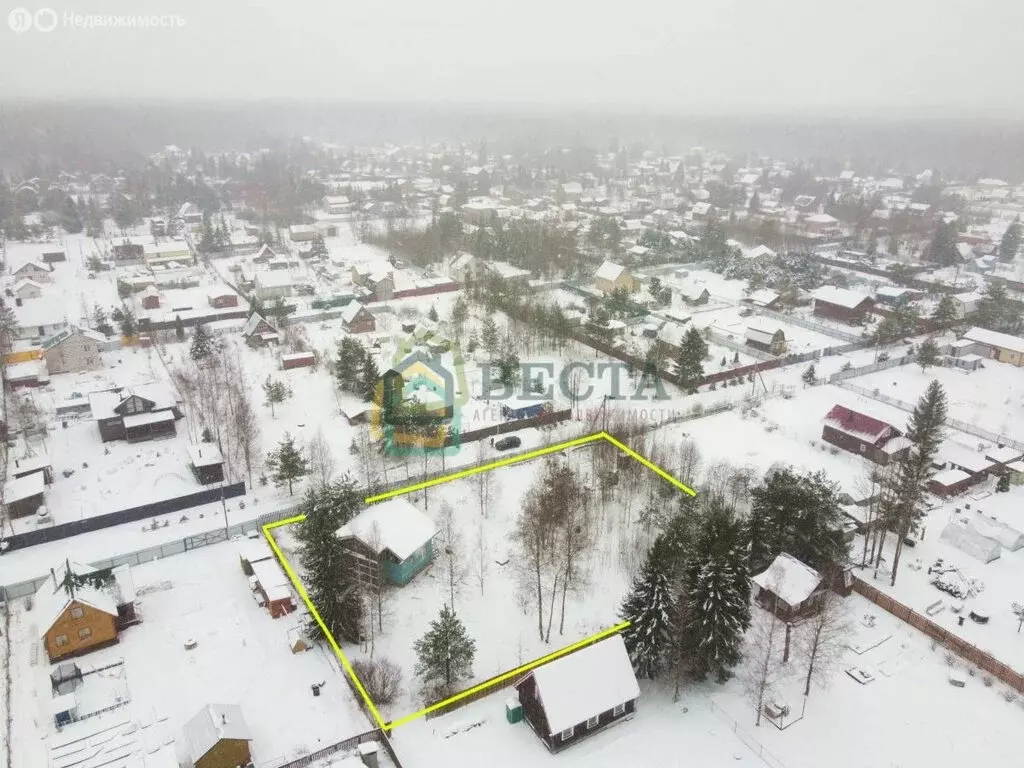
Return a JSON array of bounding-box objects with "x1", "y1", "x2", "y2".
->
[
  {"x1": 743, "y1": 244, "x2": 776, "y2": 260},
  {"x1": 255, "y1": 270, "x2": 293, "y2": 289},
  {"x1": 963, "y1": 326, "x2": 1024, "y2": 355},
  {"x1": 13, "y1": 296, "x2": 66, "y2": 329},
  {"x1": 14, "y1": 277, "x2": 43, "y2": 291},
  {"x1": 931, "y1": 468, "x2": 971, "y2": 487},
  {"x1": 967, "y1": 517, "x2": 1024, "y2": 550},
  {"x1": 143, "y1": 240, "x2": 190, "y2": 256},
  {"x1": 121, "y1": 410, "x2": 176, "y2": 429},
  {"x1": 336, "y1": 498, "x2": 438, "y2": 561},
  {"x1": 187, "y1": 443, "x2": 223, "y2": 467},
  {"x1": 341, "y1": 301, "x2": 368, "y2": 323},
  {"x1": 237, "y1": 537, "x2": 274, "y2": 565},
  {"x1": 250, "y1": 558, "x2": 290, "y2": 592},
  {"x1": 34, "y1": 565, "x2": 118, "y2": 635},
  {"x1": 811, "y1": 286, "x2": 872, "y2": 309},
  {"x1": 595, "y1": 261, "x2": 627, "y2": 282},
  {"x1": 520, "y1": 634, "x2": 639, "y2": 735},
  {"x1": 746, "y1": 289, "x2": 780, "y2": 307},
  {"x1": 985, "y1": 446, "x2": 1023, "y2": 465},
  {"x1": 824, "y1": 404, "x2": 899, "y2": 442},
  {"x1": 4, "y1": 470, "x2": 45, "y2": 503},
  {"x1": 182, "y1": 704, "x2": 252, "y2": 763},
  {"x1": 485, "y1": 261, "x2": 532, "y2": 280},
  {"x1": 806, "y1": 213, "x2": 839, "y2": 224},
  {"x1": 751, "y1": 553, "x2": 822, "y2": 607},
  {"x1": 745, "y1": 326, "x2": 781, "y2": 346}
]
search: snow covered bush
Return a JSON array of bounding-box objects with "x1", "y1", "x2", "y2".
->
[
  {"x1": 351, "y1": 657, "x2": 403, "y2": 708},
  {"x1": 944, "y1": 652, "x2": 957, "y2": 666},
  {"x1": 1003, "y1": 690, "x2": 1017, "y2": 703},
  {"x1": 983, "y1": 676, "x2": 994, "y2": 687}
]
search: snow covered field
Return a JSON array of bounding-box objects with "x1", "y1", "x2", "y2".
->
[{"x1": 6, "y1": 538, "x2": 371, "y2": 768}]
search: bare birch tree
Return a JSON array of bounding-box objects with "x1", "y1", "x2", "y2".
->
[
  {"x1": 799, "y1": 588, "x2": 850, "y2": 697},
  {"x1": 743, "y1": 594, "x2": 783, "y2": 726},
  {"x1": 437, "y1": 501, "x2": 468, "y2": 610},
  {"x1": 308, "y1": 428, "x2": 336, "y2": 490}
]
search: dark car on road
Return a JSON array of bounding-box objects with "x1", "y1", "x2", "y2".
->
[{"x1": 494, "y1": 436, "x2": 521, "y2": 451}]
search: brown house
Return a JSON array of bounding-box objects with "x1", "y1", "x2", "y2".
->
[
  {"x1": 36, "y1": 561, "x2": 137, "y2": 662},
  {"x1": 241, "y1": 313, "x2": 281, "y2": 348},
  {"x1": 141, "y1": 286, "x2": 161, "y2": 310},
  {"x1": 4, "y1": 470, "x2": 46, "y2": 518},
  {"x1": 182, "y1": 704, "x2": 253, "y2": 768},
  {"x1": 514, "y1": 634, "x2": 639, "y2": 753},
  {"x1": 745, "y1": 325, "x2": 787, "y2": 355},
  {"x1": 811, "y1": 287, "x2": 874, "y2": 325},
  {"x1": 927, "y1": 468, "x2": 977, "y2": 498},
  {"x1": 751, "y1": 553, "x2": 826, "y2": 622},
  {"x1": 341, "y1": 301, "x2": 375, "y2": 334},
  {"x1": 208, "y1": 288, "x2": 239, "y2": 309},
  {"x1": 822, "y1": 404, "x2": 910, "y2": 465},
  {"x1": 88, "y1": 385, "x2": 183, "y2": 443}
]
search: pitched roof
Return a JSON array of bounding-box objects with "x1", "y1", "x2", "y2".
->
[
  {"x1": 242, "y1": 312, "x2": 277, "y2": 338},
  {"x1": 751, "y1": 553, "x2": 822, "y2": 607},
  {"x1": 182, "y1": 704, "x2": 252, "y2": 763},
  {"x1": 34, "y1": 563, "x2": 118, "y2": 635},
  {"x1": 341, "y1": 301, "x2": 368, "y2": 323},
  {"x1": 520, "y1": 634, "x2": 639, "y2": 735},
  {"x1": 811, "y1": 286, "x2": 872, "y2": 310},
  {"x1": 746, "y1": 289, "x2": 780, "y2": 307},
  {"x1": 336, "y1": 498, "x2": 437, "y2": 560},
  {"x1": 963, "y1": 326, "x2": 1024, "y2": 355},
  {"x1": 745, "y1": 326, "x2": 781, "y2": 346},
  {"x1": 595, "y1": 261, "x2": 627, "y2": 282},
  {"x1": 824, "y1": 404, "x2": 899, "y2": 442}
]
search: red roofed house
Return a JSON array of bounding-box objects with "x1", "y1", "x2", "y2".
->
[
  {"x1": 811, "y1": 287, "x2": 874, "y2": 325},
  {"x1": 822, "y1": 404, "x2": 910, "y2": 465}
]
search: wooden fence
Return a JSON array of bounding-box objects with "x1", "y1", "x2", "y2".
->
[
  {"x1": 445, "y1": 408, "x2": 572, "y2": 447},
  {"x1": 852, "y1": 576, "x2": 1024, "y2": 693},
  {"x1": 268, "y1": 727, "x2": 404, "y2": 768}
]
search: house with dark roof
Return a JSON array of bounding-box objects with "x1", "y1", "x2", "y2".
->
[
  {"x1": 821, "y1": 404, "x2": 910, "y2": 465},
  {"x1": 87, "y1": 384, "x2": 183, "y2": 443},
  {"x1": 745, "y1": 325, "x2": 786, "y2": 355}
]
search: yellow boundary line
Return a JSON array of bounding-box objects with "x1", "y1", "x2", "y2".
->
[{"x1": 262, "y1": 431, "x2": 695, "y2": 732}]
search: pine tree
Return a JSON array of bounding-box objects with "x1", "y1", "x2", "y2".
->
[
  {"x1": 928, "y1": 220, "x2": 958, "y2": 266},
  {"x1": 748, "y1": 191, "x2": 761, "y2": 216},
  {"x1": 999, "y1": 217, "x2": 1021, "y2": 263},
  {"x1": 675, "y1": 327, "x2": 707, "y2": 391},
  {"x1": 92, "y1": 305, "x2": 114, "y2": 337},
  {"x1": 335, "y1": 337, "x2": 367, "y2": 394},
  {"x1": 917, "y1": 337, "x2": 940, "y2": 371},
  {"x1": 684, "y1": 503, "x2": 751, "y2": 682},
  {"x1": 481, "y1": 315, "x2": 499, "y2": 359},
  {"x1": 309, "y1": 233, "x2": 328, "y2": 260},
  {"x1": 413, "y1": 605, "x2": 476, "y2": 698},
  {"x1": 932, "y1": 295, "x2": 958, "y2": 327},
  {"x1": 428, "y1": 304, "x2": 439, "y2": 322},
  {"x1": 262, "y1": 375, "x2": 289, "y2": 417},
  {"x1": 497, "y1": 346, "x2": 520, "y2": 388},
  {"x1": 265, "y1": 432, "x2": 308, "y2": 496},
  {"x1": 190, "y1": 323, "x2": 214, "y2": 361},
  {"x1": 360, "y1": 351, "x2": 380, "y2": 403},
  {"x1": 619, "y1": 538, "x2": 675, "y2": 679},
  {"x1": 294, "y1": 476, "x2": 365, "y2": 642},
  {"x1": 801, "y1": 363, "x2": 817, "y2": 386}
]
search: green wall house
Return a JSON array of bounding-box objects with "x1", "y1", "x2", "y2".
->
[{"x1": 336, "y1": 498, "x2": 438, "y2": 588}]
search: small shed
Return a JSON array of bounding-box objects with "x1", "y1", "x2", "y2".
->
[
  {"x1": 182, "y1": 703, "x2": 253, "y2": 768},
  {"x1": 250, "y1": 559, "x2": 295, "y2": 618},
  {"x1": 501, "y1": 398, "x2": 552, "y2": 421},
  {"x1": 9, "y1": 452, "x2": 54, "y2": 484},
  {"x1": 281, "y1": 351, "x2": 316, "y2": 370},
  {"x1": 187, "y1": 443, "x2": 225, "y2": 485},
  {"x1": 50, "y1": 692, "x2": 78, "y2": 728},
  {"x1": 287, "y1": 626, "x2": 313, "y2": 654},
  {"x1": 4, "y1": 470, "x2": 46, "y2": 518},
  {"x1": 238, "y1": 537, "x2": 274, "y2": 576},
  {"x1": 927, "y1": 468, "x2": 974, "y2": 498},
  {"x1": 141, "y1": 286, "x2": 161, "y2": 310},
  {"x1": 939, "y1": 522, "x2": 1001, "y2": 563}
]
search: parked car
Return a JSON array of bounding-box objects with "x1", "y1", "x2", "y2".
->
[{"x1": 494, "y1": 436, "x2": 521, "y2": 451}]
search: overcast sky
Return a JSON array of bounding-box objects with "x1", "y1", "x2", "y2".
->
[{"x1": 3, "y1": 0, "x2": 1023, "y2": 117}]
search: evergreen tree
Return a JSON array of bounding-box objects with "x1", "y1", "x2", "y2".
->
[
  {"x1": 801, "y1": 363, "x2": 817, "y2": 386},
  {"x1": 977, "y1": 280, "x2": 1018, "y2": 332},
  {"x1": 262, "y1": 375, "x2": 290, "y2": 417},
  {"x1": 294, "y1": 476, "x2": 365, "y2": 642},
  {"x1": 309, "y1": 233, "x2": 328, "y2": 260},
  {"x1": 675, "y1": 327, "x2": 707, "y2": 391},
  {"x1": 118, "y1": 306, "x2": 137, "y2": 338},
  {"x1": 497, "y1": 346, "x2": 520, "y2": 388},
  {"x1": 360, "y1": 351, "x2": 380, "y2": 402},
  {"x1": 619, "y1": 538, "x2": 675, "y2": 679},
  {"x1": 198, "y1": 215, "x2": 216, "y2": 253},
  {"x1": 748, "y1": 191, "x2": 761, "y2": 216},
  {"x1": 265, "y1": 432, "x2": 309, "y2": 495},
  {"x1": 684, "y1": 503, "x2": 751, "y2": 682},
  {"x1": 917, "y1": 337, "x2": 940, "y2": 371},
  {"x1": 927, "y1": 220, "x2": 959, "y2": 266},
  {"x1": 174, "y1": 315, "x2": 186, "y2": 342},
  {"x1": 92, "y1": 305, "x2": 114, "y2": 337},
  {"x1": 428, "y1": 304, "x2": 439, "y2": 323},
  {"x1": 335, "y1": 337, "x2": 367, "y2": 394},
  {"x1": 748, "y1": 468, "x2": 845, "y2": 572},
  {"x1": 190, "y1": 323, "x2": 214, "y2": 361},
  {"x1": 413, "y1": 605, "x2": 476, "y2": 697},
  {"x1": 999, "y1": 217, "x2": 1021, "y2": 263},
  {"x1": 996, "y1": 474, "x2": 1010, "y2": 493},
  {"x1": 481, "y1": 315, "x2": 499, "y2": 359},
  {"x1": 451, "y1": 296, "x2": 469, "y2": 337},
  {"x1": 932, "y1": 295, "x2": 958, "y2": 327}
]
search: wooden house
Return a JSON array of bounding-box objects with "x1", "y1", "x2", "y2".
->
[
  {"x1": 743, "y1": 289, "x2": 782, "y2": 310},
  {"x1": 336, "y1": 499, "x2": 438, "y2": 589},
  {"x1": 13, "y1": 260, "x2": 54, "y2": 283},
  {"x1": 42, "y1": 326, "x2": 105, "y2": 375},
  {"x1": 677, "y1": 284, "x2": 710, "y2": 306},
  {"x1": 13, "y1": 278, "x2": 43, "y2": 300},
  {"x1": 207, "y1": 288, "x2": 239, "y2": 309},
  {"x1": 811, "y1": 287, "x2": 874, "y2": 325},
  {"x1": 4, "y1": 470, "x2": 46, "y2": 518},
  {"x1": 281, "y1": 351, "x2": 315, "y2": 370},
  {"x1": 750, "y1": 553, "x2": 826, "y2": 621},
  {"x1": 594, "y1": 261, "x2": 635, "y2": 295},
  {"x1": 249, "y1": 559, "x2": 295, "y2": 618},
  {"x1": 927, "y1": 468, "x2": 975, "y2": 498},
  {"x1": 252, "y1": 244, "x2": 276, "y2": 264},
  {"x1": 367, "y1": 270, "x2": 395, "y2": 301},
  {"x1": 514, "y1": 634, "x2": 639, "y2": 753},
  {"x1": 9, "y1": 452, "x2": 53, "y2": 484},
  {"x1": 87, "y1": 384, "x2": 183, "y2": 443},
  {"x1": 187, "y1": 443, "x2": 225, "y2": 485},
  {"x1": 821, "y1": 404, "x2": 910, "y2": 465},
  {"x1": 744, "y1": 325, "x2": 786, "y2": 355},
  {"x1": 962, "y1": 326, "x2": 1024, "y2": 366},
  {"x1": 141, "y1": 286, "x2": 161, "y2": 310},
  {"x1": 341, "y1": 301, "x2": 375, "y2": 334},
  {"x1": 182, "y1": 704, "x2": 253, "y2": 768},
  {"x1": 241, "y1": 313, "x2": 281, "y2": 348},
  {"x1": 254, "y1": 270, "x2": 293, "y2": 301},
  {"x1": 288, "y1": 224, "x2": 316, "y2": 242},
  {"x1": 35, "y1": 561, "x2": 137, "y2": 662}
]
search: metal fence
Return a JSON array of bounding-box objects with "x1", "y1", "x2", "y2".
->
[
  {"x1": 708, "y1": 700, "x2": 788, "y2": 768},
  {"x1": 836, "y1": 380, "x2": 1024, "y2": 451},
  {"x1": 263, "y1": 728, "x2": 404, "y2": 768},
  {"x1": 751, "y1": 306, "x2": 869, "y2": 345},
  {"x1": 828, "y1": 354, "x2": 913, "y2": 383}
]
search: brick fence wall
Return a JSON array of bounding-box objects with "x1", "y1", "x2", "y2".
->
[{"x1": 852, "y1": 576, "x2": 1024, "y2": 693}]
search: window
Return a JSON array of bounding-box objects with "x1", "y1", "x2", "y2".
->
[
  {"x1": 70, "y1": 606, "x2": 84, "y2": 619},
  {"x1": 859, "y1": 444, "x2": 866, "y2": 454},
  {"x1": 612, "y1": 703, "x2": 626, "y2": 717},
  {"x1": 78, "y1": 627, "x2": 92, "y2": 640},
  {"x1": 586, "y1": 716, "x2": 599, "y2": 730},
  {"x1": 559, "y1": 726, "x2": 574, "y2": 741},
  {"x1": 55, "y1": 634, "x2": 68, "y2": 647}
]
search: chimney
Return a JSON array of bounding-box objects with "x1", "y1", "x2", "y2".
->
[
  {"x1": 15, "y1": 298, "x2": 22, "y2": 307},
  {"x1": 221, "y1": 713, "x2": 227, "y2": 725}
]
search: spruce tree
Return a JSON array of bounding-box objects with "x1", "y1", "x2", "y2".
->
[
  {"x1": 917, "y1": 337, "x2": 940, "y2": 371},
  {"x1": 932, "y1": 295, "x2": 957, "y2": 327},
  {"x1": 174, "y1": 315, "x2": 185, "y2": 342},
  {"x1": 190, "y1": 323, "x2": 214, "y2": 361},
  {"x1": 118, "y1": 306, "x2": 137, "y2": 338},
  {"x1": 335, "y1": 337, "x2": 367, "y2": 394},
  {"x1": 801, "y1": 363, "x2": 817, "y2": 386},
  {"x1": 675, "y1": 327, "x2": 707, "y2": 391},
  {"x1": 999, "y1": 217, "x2": 1021, "y2": 263},
  {"x1": 360, "y1": 351, "x2": 380, "y2": 403},
  {"x1": 92, "y1": 305, "x2": 114, "y2": 337},
  {"x1": 266, "y1": 432, "x2": 308, "y2": 495},
  {"x1": 684, "y1": 503, "x2": 751, "y2": 682},
  {"x1": 262, "y1": 375, "x2": 289, "y2": 417},
  {"x1": 309, "y1": 233, "x2": 328, "y2": 260},
  {"x1": 414, "y1": 605, "x2": 476, "y2": 698},
  {"x1": 428, "y1": 304, "x2": 439, "y2": 322},
  {"x1": 481, "y1": 315, "x2": 499, "y2": 359},
  {"x1": 619, "y1": 538, "x2": 675, "y2": 679},
  {"x1": 294, "y1": 476, "x2": 365, "y2": 642}
]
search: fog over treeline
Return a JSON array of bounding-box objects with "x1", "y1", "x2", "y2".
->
[{"x1": 2, "y1": 102, "x2": 1024, "y2": 181}]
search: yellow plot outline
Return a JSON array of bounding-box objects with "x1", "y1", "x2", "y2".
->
[{"x1": 261, "y1": 430, "x2": 695, "y2": 732}]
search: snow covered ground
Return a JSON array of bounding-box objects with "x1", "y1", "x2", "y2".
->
[{"x1": 6, "y1": 538, "x2": 371, "y2": 768}]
